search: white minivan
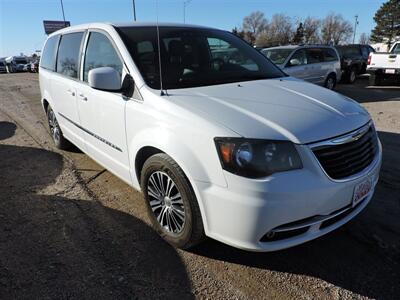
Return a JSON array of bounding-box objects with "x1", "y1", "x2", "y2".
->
[{"x1": 39, "y1": 23, "x2": 382, "y2": 252}]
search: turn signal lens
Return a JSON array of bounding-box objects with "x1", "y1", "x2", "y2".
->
[{"x1": 218, "y1": 142, "x2": 235, "y2": 164}]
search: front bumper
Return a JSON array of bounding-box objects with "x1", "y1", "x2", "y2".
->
[{"x1": 195, "y1": 140, "x2": 382, "y2": 252}]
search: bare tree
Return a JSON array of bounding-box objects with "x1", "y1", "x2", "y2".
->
[
  {"x1": 321, "y1": 13, "x2": 353, "y2": 45},
  {"x1": 257, "y1": 14, "x2": 294, "y2": 47},
  {"x1": 269, "y1": 14, "x2": 294, "y2": 45},
  {"x1": 303, "y1": 16, "x2": 321, "y2": 44},
  {"x1": 242, "y1": 11, "x2": 268, "y2": 44},
  {"x1": 359, "y1": 33, "x2": 371, "y2": 44}
]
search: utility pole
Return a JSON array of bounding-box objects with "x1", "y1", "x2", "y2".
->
[
  {"x1": 60, "y1": 0, "x2": 66, "y2": 27},
  {"x1": 132, "y1": 0, "x2": 137, "y2": 21},
  {"x1": 353, "y1": 15, "x2": 359, "y2": 44},
  {"x1": 183, "y1": 0, "x2": 192, "y2": 24}
]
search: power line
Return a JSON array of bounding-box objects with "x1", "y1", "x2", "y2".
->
[
  {"x1": 183, "y1": 0, "x2": 192, "y2": 24},
  {"x1": 353, "y1": 15, "x2": 359, "y2": 44},
  {"x1": 60, "y1": 0, "x2": 66, "y2": 26},
  {"x1": 132, "y1": 0, "x2": 137, "y2": 21}
]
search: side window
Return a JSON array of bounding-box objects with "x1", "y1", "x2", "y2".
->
[
  {"x1": 288, "y1": 49, "x2": 307, "y2": 66},
  {"x1": 323, "y1": 48, "x2": 338, "y2": 62},
  {"x1": 41, "y1": 35, "x2": 59, "y2": 71},
  {"x1": 392, "y1": 43, "x2": 400, "y2": 54},
  {"x1": 306, "y1": 48, "x2": 324, "y2": 64},
  {"x1": 56, "y1": 32, "x2": 84, "y2": 78},
  {"x1": 83, "y1": 32, "x2": 123, "y2": 82},
  {"x1": 361, "y1": 46, "x2": 369, "y2": 59},
  {"x1": 368, "y1": 46, "x2": 375, "y2": 54}
]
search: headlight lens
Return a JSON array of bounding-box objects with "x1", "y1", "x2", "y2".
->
[{"x1": 215, "y1": 138, "x2": 302, "y2": 178}]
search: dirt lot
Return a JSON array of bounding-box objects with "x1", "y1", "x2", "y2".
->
[{"x1": 0, "y1": 73, "x2": 399, "y2": 299}]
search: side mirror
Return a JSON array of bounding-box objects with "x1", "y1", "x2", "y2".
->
[
  {"x1": 289, "y1": 58, "x2": 301, "y2": 66},
  {"x1": 88, "y1": 67, "x2": 121, "y2": 91}
]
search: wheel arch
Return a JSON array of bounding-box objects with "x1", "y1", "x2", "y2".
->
[{"x1": 130, "y1": 134, "x2": 222, "y2": 237}]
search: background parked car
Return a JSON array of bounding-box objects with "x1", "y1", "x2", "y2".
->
[
  {"x1": 4, "y1": 56, "x2": 29, "y2": 73},
  {"x1": 261, "y1": 45, "x2": 341, "y2": 90},
  {"x1": 0, "y1": 61, "x2": 7, "y2": 73},
  {"x1": 23, "y1": 63, "x2": 31, "y2": 72},
  {"x1": 335, "y1": 44, "x2": 375, "y2": 83},
  {"x1": 30, "y1": 59, "x2": 39, "y2": 73}
]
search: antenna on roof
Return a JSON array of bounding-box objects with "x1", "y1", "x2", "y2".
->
[{"x1": 156, "y1": 0, "x2": 165, "y2": 96}]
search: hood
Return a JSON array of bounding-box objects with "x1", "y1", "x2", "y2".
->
[{"x1": 166, "y1": 77, "x2": 370, "y2": 144}]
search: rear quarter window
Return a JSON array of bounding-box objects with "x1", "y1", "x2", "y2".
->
[
  {"x1": 323, "y1": 48, "x2": 338, "y2": 62},
  {"x1": 56, "y1": 32, "x2": 84, "y2": 78},
  {"x1": 40, "y1": 35, "x2": 60, "y2": 71},
  {"x1": 306, "y1": 48, "x2": 324, "y2": 64}
]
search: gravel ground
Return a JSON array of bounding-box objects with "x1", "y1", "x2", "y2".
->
[{"x1": 0, "y1": 73, "x2": 399, "y2": 299}]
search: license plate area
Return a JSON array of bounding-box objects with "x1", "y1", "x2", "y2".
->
[
  {"x1": 385, "y1": 69, "x2": 395, "y2": 74},
  {"x1": 352, "y1": 177, "x2": 373, "y2": 207}
]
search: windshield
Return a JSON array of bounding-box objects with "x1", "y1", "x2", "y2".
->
[
  {"x1": 116, "y1": 26, "x2": 285, "y2": 89},
  {"x1": 15, "y1": 59, "x2": 27, "y2": 64},
  {"x1": 261, "y1": 48, "x2": 293, "y2": 65}
]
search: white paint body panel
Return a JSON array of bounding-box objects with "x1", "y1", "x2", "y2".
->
[{"x1": 39, "y1": 23, "x2": 382, "y2": 251}]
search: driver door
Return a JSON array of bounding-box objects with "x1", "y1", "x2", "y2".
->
[{"x1": 283, "y1": 49, "x2": 308, "y2": 80}]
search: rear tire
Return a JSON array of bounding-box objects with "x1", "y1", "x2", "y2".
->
[
  {"x1": 46, "y1": 106, "x2": 71, "y2": 150},
  {"x1": 347, "y1": 68, "x2": 357, "y2": 84},
  {"x1": 141, "y1": 153, "x2": 205, "y2": 249},
  {"x1": 324, "y1": 73, "x2": 336, "y2": 90},
  {"x1": 369, "y1": 73, "x2": 382, "y2": 86}
]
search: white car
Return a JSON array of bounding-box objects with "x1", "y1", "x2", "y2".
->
[{"x1": 39, "y1": 23, "x2": 382, "y2": 252}]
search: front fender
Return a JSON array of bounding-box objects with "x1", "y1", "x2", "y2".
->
[{"x1": 128, "y1": 126, "x2": 227, "y2": 190}]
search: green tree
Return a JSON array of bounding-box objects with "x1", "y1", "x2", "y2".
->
[
  {"x1": 370, "y1": 0, "x2": 400, "y2": 48},
  {"x1": 293, "y1": 22, "x2": 305, "y2": 44}
]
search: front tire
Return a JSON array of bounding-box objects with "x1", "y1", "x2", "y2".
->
[
  {"x1": 324, "y1": 73, "x2": 336, "y2": 90},
  {"x1": 46, "y1": 106, "x2": 71, "y2": 150},
  {"x1": 141, "y1": 153, "x2": 205, "y2": 249}
]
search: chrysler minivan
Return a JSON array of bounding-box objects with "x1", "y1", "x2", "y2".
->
[
  {"x1": 262, "y1": 45, "x2": 341, "y2": 90},
  {"x1": 39, "y1": 23, "x2": 381, "y2": 251}
]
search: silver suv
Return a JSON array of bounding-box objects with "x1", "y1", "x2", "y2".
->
[{"x1": 262, "y1": 45, "x2": 341, "y2": 90}]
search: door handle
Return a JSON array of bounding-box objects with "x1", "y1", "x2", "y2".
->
[
  {"x1": 67, "y1": 89, "x2": 75, "y2": 96},
  {"x1": 79, "y1": 93, "x2": 88, "y2": 101}
]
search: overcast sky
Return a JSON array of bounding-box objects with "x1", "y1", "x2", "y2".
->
[{"x1": 0, "y1": 0, "x2": 385, "y2": 57}]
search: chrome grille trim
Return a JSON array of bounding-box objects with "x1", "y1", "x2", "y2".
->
[{"x1": 308, "y1": 121, "x2": 380, "y2": 182}]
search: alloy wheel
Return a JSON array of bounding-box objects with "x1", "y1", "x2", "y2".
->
[
  {"x1": 326, "y1": 77, "x2": 335, "y2": 89},
  {"x1": 47, "y1": 109, "x2": 60, "y2": 143},
  {"x1": 147, "y1": 171, "x2": 185, "y2": 234},
  {"x1": 350, "y1": 70, "x2": 356, "y2": 83}
]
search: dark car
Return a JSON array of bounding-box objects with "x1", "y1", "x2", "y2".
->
[
  {"x1": 335, "y1": 44, "x2": 375, "y2": 83},
  {"x1": 23, "y1": 63, "x2": 31, "y2": 72},
  {"x1": 0, "y1": 61, "x2": 6, "y2": 73}
]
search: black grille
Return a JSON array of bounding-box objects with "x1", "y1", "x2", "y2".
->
[{"x1": 312, "y1": 126, "x2": 378, "y2": 180}]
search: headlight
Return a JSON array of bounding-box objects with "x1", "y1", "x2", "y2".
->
[{"x1": 215, "y1": 138, "x2": 302, "y2": 178}]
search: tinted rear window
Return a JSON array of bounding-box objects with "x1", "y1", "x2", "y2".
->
[
  {"x1": 56, "y1": 32, "x2": 84, "y2": 78},
  {"x1": 336, "y1": 46, "x2": 360, "y2": 58},
  {"x1": 41, "y1": 35, "x2": 59, "y2": 71}
]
